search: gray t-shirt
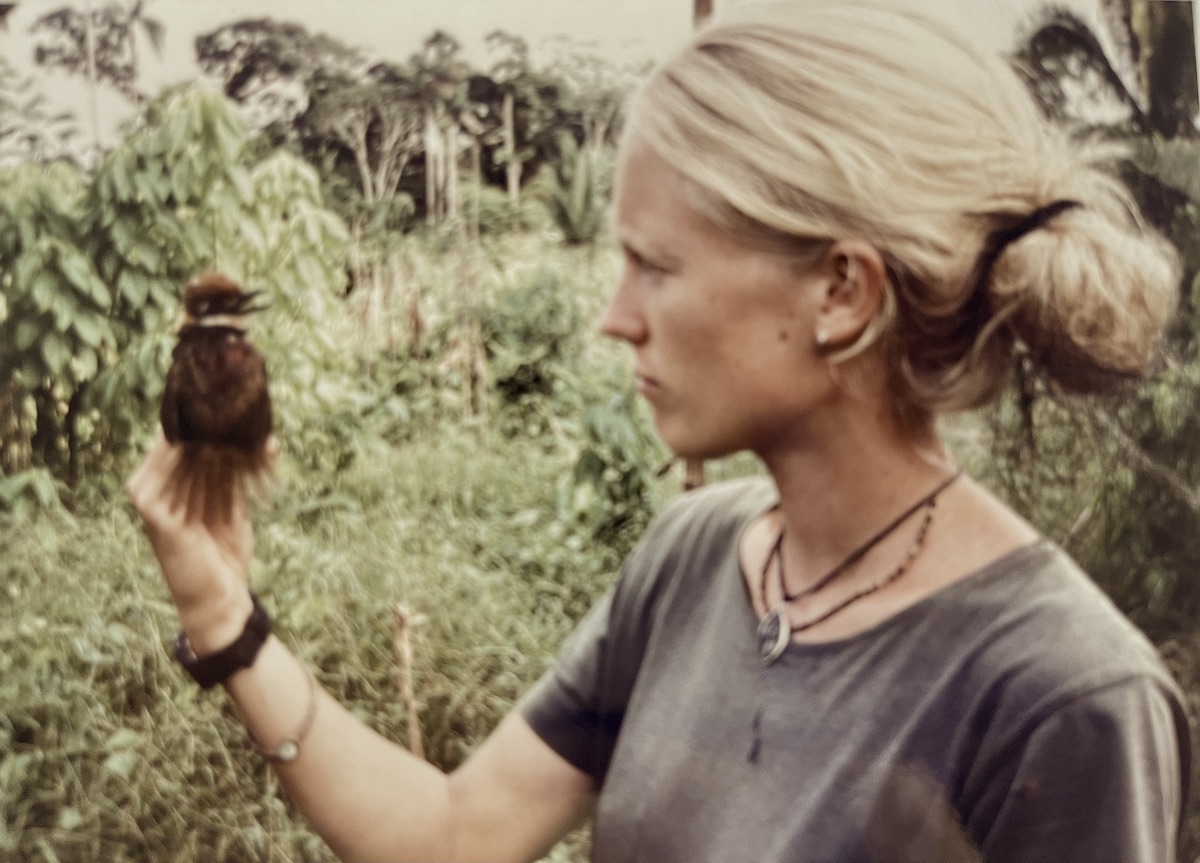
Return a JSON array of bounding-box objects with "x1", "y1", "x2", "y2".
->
[{"x1": 520, "y1": 478, "x2": 1189, "y2": 863}]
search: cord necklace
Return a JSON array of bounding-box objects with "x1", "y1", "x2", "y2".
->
[{"x1": 756, "y1": 469, "x2": 962, "y2": 665}]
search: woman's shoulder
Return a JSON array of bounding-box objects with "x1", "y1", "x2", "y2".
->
[
  {"x1": 612, "y1": 477, "x2": 775, "y2": 603},
  {"x1": 656, "y1": 475, "x2": 777, "y2": 529},
  {"x1": 638, "y1": 477, "x2": 775, "y2": 561},
  {"x1": 939, "y1": 541, "x2": 1182, "y2": 717}
]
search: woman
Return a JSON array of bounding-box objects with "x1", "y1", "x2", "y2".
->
[{"x1": 128, "y1": 3, "x2": 1188, "y2": 861}]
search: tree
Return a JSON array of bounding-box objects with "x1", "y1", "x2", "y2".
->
[
  {"x1": 29, "y1": 0, "x2": 164, "y2": 163},
  {"x1": 481, "y1": 30, "x2": 535, "y2": 208},
  {"x1": 541, "y1": 36, "x2": 647, "y2": 154},
  {"x1": 0, "y1": 55, "x2": 79, "y2": 165},
  {"x1": 407, "y1": 30, "x2": 471, "y2": 227},
  {"x1": 1013, "y1": 3, "x2": 1198, "y2": 140},
  {"x1": 305, "y1": 66, "x2": 422, "y2": 212},
  {"x1": 194, "y1": 17, "x2": 364, "y2": 135}
]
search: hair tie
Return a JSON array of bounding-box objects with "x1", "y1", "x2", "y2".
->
[{"x1": 976, "y1": 199, "x2": 1081, "y2": 289}]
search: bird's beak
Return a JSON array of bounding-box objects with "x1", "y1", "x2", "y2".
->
[{"x1": 233, "y1": 291, "x2": 270, "y2": 315}]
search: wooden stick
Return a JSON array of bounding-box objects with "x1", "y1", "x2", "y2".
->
[{"x1": 392, "y1": 603, "x2": 427, "y2": 760}]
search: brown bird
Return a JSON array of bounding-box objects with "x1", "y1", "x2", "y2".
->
[{"x1": 161, "y1": 273, "x2": 273, "y2": 481}]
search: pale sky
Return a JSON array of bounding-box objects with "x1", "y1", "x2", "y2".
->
[{"x1": 2, "y1": 0, "x2": 1189, "y2": 150}]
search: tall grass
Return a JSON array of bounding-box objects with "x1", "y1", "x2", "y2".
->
[{"x1": 2, "y1": 421, "x2": 650, "y2": 862}]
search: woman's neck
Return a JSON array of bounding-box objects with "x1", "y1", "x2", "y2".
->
[{"x1": 757, "y1": 402, "x2": 955, "y2": 585}]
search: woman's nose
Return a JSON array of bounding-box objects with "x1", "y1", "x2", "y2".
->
[{"x1": 598, "y1": 275, "x2": 648, "y2": 345}]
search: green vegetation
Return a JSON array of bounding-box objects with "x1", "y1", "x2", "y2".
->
[{"x1": 3, "y1": 1, "x2": 1200, "y2": 860}]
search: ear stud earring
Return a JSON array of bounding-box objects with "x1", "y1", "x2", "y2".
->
[{"x1": 816, "y1": 330, "x2": 829, "y2": 348}]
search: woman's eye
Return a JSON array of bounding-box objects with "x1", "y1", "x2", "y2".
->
[{"x1": 630, "y1": 251, "x2": 665, "y2": 277}]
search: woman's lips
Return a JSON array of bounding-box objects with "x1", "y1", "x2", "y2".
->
[{"x1": 635, "y1": 373, "x2": 662, "y2": 396}]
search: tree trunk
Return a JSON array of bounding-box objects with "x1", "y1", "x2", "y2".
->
[
  {"x1": 502, "y1": 90, "x2": 520, "y2": 206},
  {"x1": 1141, "y1": 0, "x2": 1198, "y2": 137},
  {"x1": 423, "y1": 106, "x2": 442, "y2": 226},
  {"x1": 471, "y1": 141, "x2": 482, "y2": 243},
  {"x1": 84, "y1": 0, "x2": 101, "y2": 169},
  {"x1": 31, "y1": 385, "x2": 59, "y2": 472},
  {"x1": 66, "y1": 384, "x2": 86, "y2": 487},
  {"x1": 445, "y1": 125, "x2": 461, "y2": 222}
]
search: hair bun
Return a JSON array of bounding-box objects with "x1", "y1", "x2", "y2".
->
[{"x1": 987, "y1": 173, "x2": 1179, "y2": 395}]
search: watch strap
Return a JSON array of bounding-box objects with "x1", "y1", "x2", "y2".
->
[{"x1": 173, "y1": 592, "x2": 272, "y2": 689}]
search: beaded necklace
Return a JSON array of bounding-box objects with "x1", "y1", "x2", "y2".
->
[{"x1": 756, "y1": 470, "x2": 962, "y2": 664}]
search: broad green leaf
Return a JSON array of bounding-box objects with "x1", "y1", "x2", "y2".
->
[
  {"x1": 229, "y1": 166, "x2": 255, "y2": 205},
  {"x1": 14, "y1": 316, "x2": 43, "y2": 352},
  {"x1": 295, "y1": 253, "x2": 325, "y2": 292},
  {"x1": 240, "y1": 219, "x2": 266, "y2": 254},
  {"x1": 71, "y1": 347, "x2": 99, "y2": 380},
  {"x1": 149, "y1": 277, "x2": 178, "y2": 310},
  {"x1": 70, "y1": 313, "x2": 103, "y2": 348},
  {"x1": 58, "y1": 247, "x2": 109, "y2": 307},
  {"x1": 117, "y1": 269, "x2": 150, "y2": 306},
  {"x1": 50, "y1": 290, "x2": 78, "y2": 332},
  {"x1": 133, "y1": 171, "x2": 164, "y2": 207},
  {"x1": 30, "y1": 270, "x2": 58, "y2": 312},
  {"x1": 127, "y1": 241, "x2": 165, "y2": 272},
  {"x1": 110, "y1": 219, "x2": 136, "y2": 255},
  {"x1": 111, "y1": 157, "x2": 134, "y2": 202},
  {"x1": 40, "y1": 329, "x2": 70, "y2": 375},
  {"x1": 0, "y1": 753, "x2": 35, "y2": 789},
  {"x1": 168, "y1": 108, "x2": 193, "y2": 152},
  {"x1": 89, "y1": 277, "x2": 113, "y2": 308},
  {"x1": 210, "y1": 184, "x2": 242, "y2": 228},
  {"x1": 171, "y1": 159, "x2": 196, "y2": 205},
  {"x1": 14, "y1": 248, "x2": 42, "y2": 293},
  {"x1": 105, "y1": 728, "x2": 142, "y2": 750}
]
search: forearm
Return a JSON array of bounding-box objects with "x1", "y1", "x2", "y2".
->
[{"x1": 224, "y1": 635, "x2": 455, "y2": 863}]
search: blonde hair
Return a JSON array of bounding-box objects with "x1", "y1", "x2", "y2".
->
[{"x1": 629, "y1": 1, "x2": 1180, "y2": 418}]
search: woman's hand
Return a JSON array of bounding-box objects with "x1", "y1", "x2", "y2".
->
[{"x1": 126, "y1": 434, "x2": 263, "y2": 651}]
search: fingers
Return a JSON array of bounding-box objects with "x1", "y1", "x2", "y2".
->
[
  {"x1": 127, "y1": 429, "x2": 266, "y2": 536},
  {"x1": 207, "y1": 452, "x2": 235, "y2": 526},
  {"x1": 126, "y1": 433, "x2": 187, "y2": 524},
  {"x1": 186, "y1": 450, "x2": 208, "y2": 523}
]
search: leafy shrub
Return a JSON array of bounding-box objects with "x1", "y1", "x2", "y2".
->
[
  {"x1": 482, "y1": 266, "x2": 582, "y2": 408},
  {"x1": 560, "y1": 385, "x2": 663, "y2": 547},
  {"x1": 531, "y1": 133, "x2": 609, "y2": 246},
  {"x1": 462, "y1": 183, "x2": 546, "y2": 235}
]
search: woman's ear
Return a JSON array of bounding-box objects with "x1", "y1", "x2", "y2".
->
[{"x1": 814, "y1": 239, "x2": 888, "y2": 352}]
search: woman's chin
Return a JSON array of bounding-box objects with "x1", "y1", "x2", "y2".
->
[{"x1": 657, "y1": 424, "x2": 741, "y2": 463}]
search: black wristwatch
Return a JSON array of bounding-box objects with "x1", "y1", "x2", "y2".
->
[{"x1": 173, "y1": 592, "x2": 272, "y2": 689}]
